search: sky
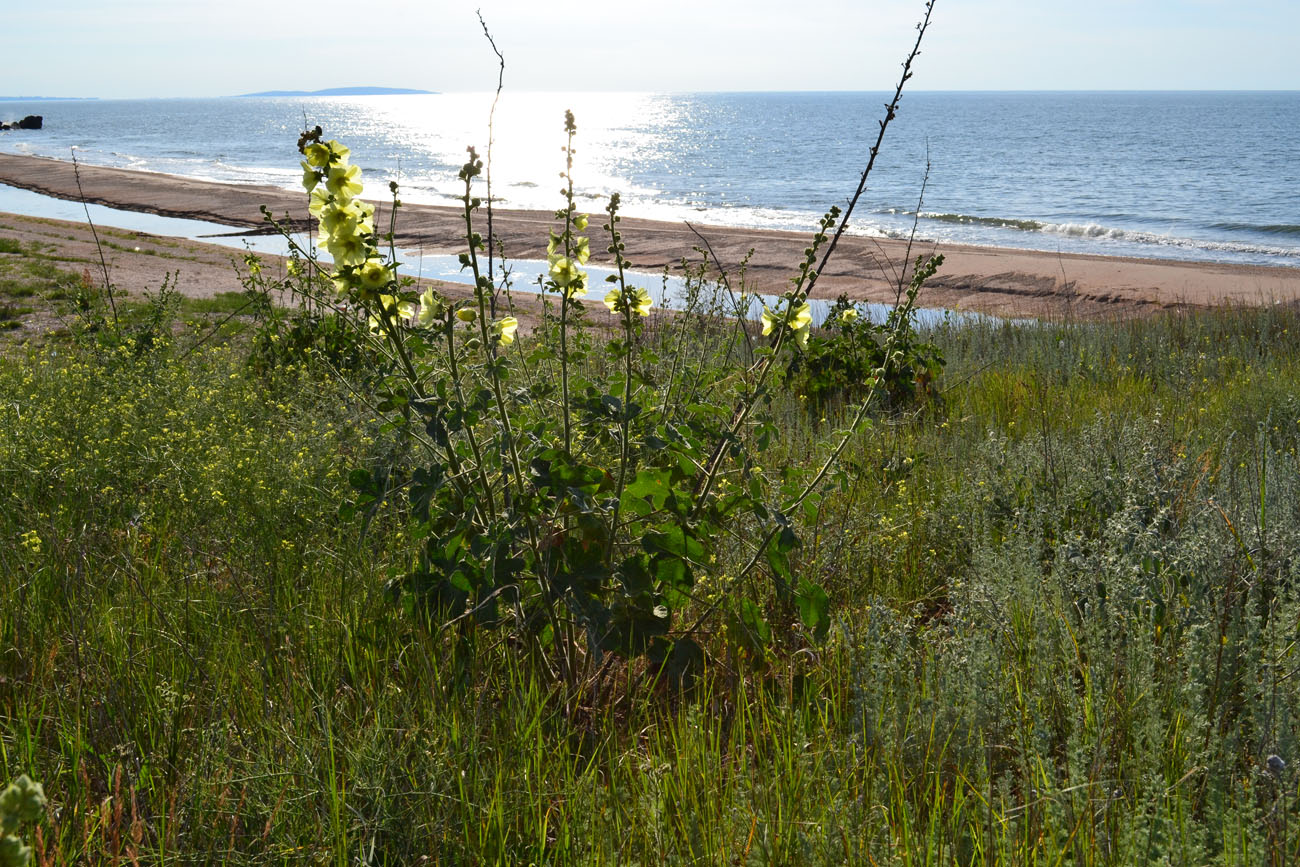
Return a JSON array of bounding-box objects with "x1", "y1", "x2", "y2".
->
[{"x1": 4, "y1": 0, "x2": 1299, "y2": 98}]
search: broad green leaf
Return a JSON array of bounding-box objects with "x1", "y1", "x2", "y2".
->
[{"x1": 795, "y1": 577, "x2": 831, "y2": 642}]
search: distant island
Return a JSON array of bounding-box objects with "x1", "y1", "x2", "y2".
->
[{"x1": 237, "y1": 87, "x2": 436, "y2": 97}]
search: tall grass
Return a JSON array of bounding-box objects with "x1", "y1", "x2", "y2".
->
[{"x1": 1, "y1": 302, "x2": 1297, "y2": 863}]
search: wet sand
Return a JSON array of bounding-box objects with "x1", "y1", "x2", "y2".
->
[{"x1": 2, "y1": 152, "x2": 1299, "y2": 320}]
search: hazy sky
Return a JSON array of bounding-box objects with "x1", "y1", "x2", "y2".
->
[{"x1": 6, "y1": 0, "x2": 1298, "y2": 97}]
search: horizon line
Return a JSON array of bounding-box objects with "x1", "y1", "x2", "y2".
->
[{"x1": 4, "y1": 88, "x2": 1300, "y2": 101}]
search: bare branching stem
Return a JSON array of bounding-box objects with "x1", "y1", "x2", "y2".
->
[{"x1": 810, "y1": 0, "x2": 936, "y2": 298}]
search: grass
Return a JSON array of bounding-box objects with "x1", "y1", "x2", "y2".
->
[
  {"x1": 0, "y1": 234, "x2": 261, "y2": 343},
  {"x1": 1, "y1": 301, "x2": 1298, "y2": 863}
]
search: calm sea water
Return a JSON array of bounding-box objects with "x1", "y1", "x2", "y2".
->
[{"x1": 1, "y1": 92, "x2": 1298, "y2": 267}]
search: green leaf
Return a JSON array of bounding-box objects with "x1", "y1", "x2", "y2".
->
[
  {"x1": 642, "y1": 525, "x2": 705, "y2": 563},
  {"x1": 795, "y1": 577, "x2": 831, "y2": 642},
  {"x1": 623, "y1": 468, "x2": 673, "y2": 512},
  {"x1": 616, "y1": 554, "x2": 654, "y2": 597}
]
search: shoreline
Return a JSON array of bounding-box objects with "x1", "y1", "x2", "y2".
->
[{"x1": 3, "y1": 153, "x2": 1299, "y2": 320}]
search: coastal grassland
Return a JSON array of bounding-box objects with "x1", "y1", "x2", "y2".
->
[
  {"x1": 2, "y1": 303, "x2": 1299, "y2": 864},
  {"x1": 0, "y1": 229, "x2": 269, "y2": 345}
]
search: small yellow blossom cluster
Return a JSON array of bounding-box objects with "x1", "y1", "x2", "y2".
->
[
  {"x1": 300, "y1": 138, "x2": 392, "y2": 302},
  {"x1": 0, "y1": 344, "x2": 353, "y2": 544},
  {"x1": 761, "y1": 299, "x2": 813, "y2": 349},
  {"x1": 18, "y1": 530, "x2": 40, "y2": 556},
  {"x1": 546, "y1": 213, "x2": 590, "y2": 299}
]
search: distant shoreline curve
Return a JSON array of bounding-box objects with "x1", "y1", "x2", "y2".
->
[{"x1": 1, "y1": 152, "x2": 1298, "y2": 321}]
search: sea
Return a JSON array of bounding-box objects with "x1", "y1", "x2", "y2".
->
[{"x1": 1, "y1": 91, "x2": 1298, "y2": 270}]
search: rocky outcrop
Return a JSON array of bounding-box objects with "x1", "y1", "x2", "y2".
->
[{"x1": 0, "y1": 115, "x2": 42, "y2": 131}]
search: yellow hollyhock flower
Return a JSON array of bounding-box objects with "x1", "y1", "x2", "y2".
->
[
  {"x1": 455, "y1": 307, "x2": 478, "y2": 323},
  {"x1": 308, "y1": 187, "x2": 331, "y2": 217},
  {"x1": 318, "y1": 200, "x2": 374, "y2": 249},
  {"x1": 301, "y1": 160, "x2": 319, "y2": 192},
  {"x1": 347, "y1": 199, "x2": 375, "y2": 234},
  {"x1": 330, "y1": 271, "x2": 352, "y2": 296},
  {"x1": 632, "y1": 287, "x2": 653, "y2": 316},
  {"x1": 374, "y1": 293, "x2": 415, "y2": 322},
  {"x1": 326, "y1": 163, "x2": 363, "y2": 200},
  {"x1": 791, "y1": 301, "x2": 813, "y2": 331},
  {"x1": 318, "y1": 204, "x2": 353, "y2": 242},
  {"x1": 417, "y1": 287, "x2": 445, "y2": 325},
  {"x1": 306, "y1": 139, "x2": 350, "y2": 168},
  {"x1": 790, "y1": 302, "x2": 813, "y2": 348},
  {"x1": 305, "y1": 142, "x2": 332, "y2": 168},
  {"x1": 761, "y1": 301, "x2": 812, "y2": 347},
  {"x1": 326, "y1": 140, "x2": 351, "y2": 163},
  {"x1": 548, "y1": 257, "x2": 586, "y2": 298},
  {"x1": 840, "y1": 307, "x2": 859, "y2": 323},
  {"x1": 573, "y1": 213, "x2": 588, "y2": 231},
  {"x1": 603, "y1": 286, "x2": 653, "y2": 317},
  {"x1": 358, "y1": 258, "x2": 394, "y2": 293},
  {"x1": 326, "y1": 233, "x2": 368, "y2": 268},
  {"x1": 574, "y1": 236, "x2": 590, "y2": 265},
  {"x1": 492, "y1": 316, "x2": 519, "y2": 345}
]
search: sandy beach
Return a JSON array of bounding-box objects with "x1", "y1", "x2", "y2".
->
[{"x1": 2, "y1": 152, "x2": 1299, "y2": 321}]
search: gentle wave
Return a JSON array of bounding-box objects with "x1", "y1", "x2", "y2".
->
[
  {"x1": 915, "y1": 211, "x2": 1300, "y2": 260},
  {"x1": 1042, "y1": 224, "x2": 1298, "y2": 259},
  {"x1": 918, "y1": 211, "x2": 1045, "y2": 232},
  {"x1": 1209, "y1": 221, "x2": 1300, "y2": 238}
]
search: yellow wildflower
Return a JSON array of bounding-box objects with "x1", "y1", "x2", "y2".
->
[
  {"x1": 358, "y1": 258, "x2": 394, "y2": 293},
  {"x1": 326, "y1": 233, "x2": 368, "y2": 268},
  {"x1": 305, "y1": 139, "x2": 350, "y2": 168},
  {"x1": 325, "y1": 163, "x2": 363, "y2": 200},
  {"x1": 301, "y1": 160, "x2": 319, "y2": 192},
  {"x1": 376, "y1": 293, "x2": 415, "y2": 321},
  {"x1": 308, "y1": 187, "x2": 331, "y2": 217},
  {"x1": 604, "y1": 286, "x2": 653, "y2": 317},
  {"x1": 548, "y1": 257, "x2": 586, "y2": 298},
  {"x1": 631, "y1": 287, "x2": 653, "y2": 316},
  {"x1": 417, "y1": 287, "x2": 445, "y2": 325},
  {"x1": 790, "y1": 301, "x2": 813, "y2": 333},
  {"x1": 19, "y1": 530, "x2": 41, "y2": 556},
  {"x1": 492, "y1": 316, "x2": 519, "y2": 345},
  {"x1": 761, "y1": 300, "x2": 812, "y2": 348}
]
